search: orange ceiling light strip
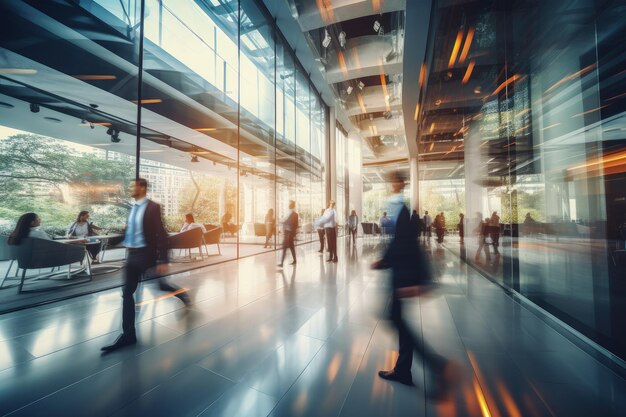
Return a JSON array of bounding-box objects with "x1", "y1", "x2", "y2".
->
[
  {"x1": 568, "y1": 149, "x2": 626, "y2": 171},
  {"x1": 132, "y1": 99, "x2": 162, "y2": 104},
  {"x1": 74, "y1": 75, "x2": 117, "y2": 80},
  {"x1": 429, "y1": 122, "x2": 435, "y2": 133},
  {"x1": 371, "y1": 0, "x2": 382, "y2": 14},
  {"x1": 316, "y1": 0, "x2": 335, "y2": 24},
  {"x1": 459, "y1": 26, "x2": 474, "y2": 63},
  {"x1": 357, "y1": 93, "x2": 367, "y2": 114},
  {"x1": 462, "y1": 60, "x2": 475, "y2": 84},
  {"x1": 413, "y1": 103, "x2": 419, "y2": 121},
  {"x1": 545, "y1": 64, "x2": 596, "y2": 94},
  {"x1": 350, "y1": 47, "x2": 361, "y2": 68},
  {"x1": 195, "y1": 127, "x2": 217, "y2": 132},
  {"x1": 419, "y1": 62, "x2": 427, "y2": 87},
  {"x1": 491, "y1": 74, "x2": 525, "y2": 96},
  {"x1": 380, "y1": 73, "x2": 390, "y2": 111},
  {"x1": 337, "y1": 51, "x2": 349, "y2": 76},
  {"x1": 448, "y1": 28, "x2": 464, "y2": 68}
]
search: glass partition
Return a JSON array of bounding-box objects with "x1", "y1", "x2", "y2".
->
[{"x1": 0, "y1": 0, "x2": 328, "y2": 313}]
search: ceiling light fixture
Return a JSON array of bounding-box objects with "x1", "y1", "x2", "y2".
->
[
  {"x1": 191, "y1": 155, "x2": 199, "y2": 163},
  {"x1": 346, "y1": 85, "x2": 353, "y2": 95},
  {"x1": 373, "y1": 21, "x2": 381, "y2": 32},
  {"x1": 322, "y1": 29, "x2": 331, "y2": 48},
  {"x1": 338, "y1": 31, "x2": 346, "y2": 48},
  {"x1": 357, "y1": 81, "x2": 365, "y2": 90},
  {"x1": 29, "y1": 103, "x2": 40, "y2": 113}
]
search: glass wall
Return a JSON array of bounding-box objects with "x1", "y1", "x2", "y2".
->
[
  {"x1": 417, "y1": 0, "x2": 626, "y2": 360},
  {"x1": 0, "y1": 0, "x2": 327, "y2": 312}
]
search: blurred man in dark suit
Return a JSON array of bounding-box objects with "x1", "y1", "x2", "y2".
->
[
  {"x1": 278, "y1": 200, "x2": 298, "y2": 267},
  {"x1": 372, "y1": 171, "x2": 454, "y2": 398},
  {"x1": 102, "y1": 178, "x2": 190, "y2": 353}
]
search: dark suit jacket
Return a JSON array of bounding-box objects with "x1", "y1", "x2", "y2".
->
[
  {"x1": 382, "y1": 205, "x2": 431, "y2": 289},
  {"x1": 141, "y1": 200, "x2": 169, "y2": 265},
  {"x1": 284, "y1": 211, "x2": 299, "y2": 233}
]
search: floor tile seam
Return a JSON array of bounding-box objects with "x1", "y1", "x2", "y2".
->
[
  {"x1": 335, "y1": 318, "x2": 386, "y2": 417},
  {"x1": 261, "y1": 335, "x2": 332, "y2": 415},
  {"x1": 2, "y1": 360, "x2": 123, "y2": 417}
]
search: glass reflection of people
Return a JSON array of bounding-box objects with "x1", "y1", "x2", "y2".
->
[
  {"x1": 67, "y1": 210, "x2": 103, "y2": 263},
  {"x1": 316, "y1": 208, "x2": 326, "y2": 253},
  {"x1": 475, "y1": 217, "x2": 492, "y2": 263},
  {"x1": 316, "y1": 201, "x2": 338, "y2": 262},
  {"x1": 221, "y1": 211, "x2": 237, "y2": 235},
  {"x1": 278, "y1": 200, "x2": 298, "y2": 268},
  {"x1": 348, "y1": 209, "x2": 359, "y2": 245},
  {"x1": 379, "y1": 212, "x2": 390, "y2": 236},
  {"x1": 372, "y1": 171, "x2": 452, "y2": 397},
  {"x1": 180, "y1": 213, "x2": 206, "y2": 233},
  {"x1": 458, "y1": 213, "x2": 465, "y2": 244},
  {"x1": 102, "y1": 178, "x2": 190, "y2": 353},
  {"x1": 490, "y1": 211, "x2": 500, "y2": 254},
  {"x1": 264, "y1": 209, "x2": 275, "y2": 249},
  {"x1": 8, "y1": 212, "x2": 51, "y2": 245}
]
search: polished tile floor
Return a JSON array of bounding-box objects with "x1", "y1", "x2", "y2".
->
[{"x1": 0, "y1": 238, "x2": 624, "y2": 416}]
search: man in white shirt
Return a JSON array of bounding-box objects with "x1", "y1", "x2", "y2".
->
[
  {"x1": 423, "y1": 210, "x2": 433, "y2": 239},
  {"x1": 315, "y1": 200, "x2": 338, "y2": 262}
]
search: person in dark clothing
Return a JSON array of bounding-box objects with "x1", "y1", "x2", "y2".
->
[
  {"x1": 372, "y1": 171, "x2": 452, "y2": 398},
  {"x1": 102, "y1": 178, "x2": 190, "y2": 353},
  {"x1": 316, "y1": 208, "x2": 326, "y2": 253},
  {"x1": 475, "y1": 217, "x2": 492, "y2": 262},
  {"x1": 458, "y1": 213, "x2": 465, "y2": 244},
  {"x1": 410, "y1": 209, "x2": 421, "y2": 241},
  {"x1": 264, "y1": 209, "x2": 275, "y2": 248},
  {"x1": 278, "y1": 200, "x2": 298, "y2": 267}
]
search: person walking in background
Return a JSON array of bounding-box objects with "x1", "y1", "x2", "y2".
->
[
  {"x1": 8, "y1": 212, "x2": 51, "y2": 245},
  {"x1": 490, "y1": 211, "x2": 500, "y2": 254},
  {"x1": 458, "y1": 213, "x2": 465, "y2": 244},
  {"x1": 348, "y1": 210, "x2": 359, "y2": 246},
  {"x1": 101, "y1": 178, "x2": 190, "y2": 353},
  {"x1": 410, "y1": 209, "x2": 421, "y2": 242},
  {"x1": 316, "y1": 200, "x2": 338, "y2": 263},
  {"x1": 372, "y1": 171, "x2": 454, "y2": 398},
  {"x1": 423, "y1": 210, "x2": 433, "y2": 239},
  {"x1": 475, "y1": 217, "x2": 492, "y2": 263},
  {"x1": 180, "y1": 213, "x2": 206, "y2": 233},
  {"x1": 379, "y1": 212, "x2": 390, "y2": 236},
  {"x1": 278, "y1": 200, "x2": 298, "y2": 267},
  {"x1": 434, "y1": 213, "x2": 444, "y2": 244},
  {"x1": 316, "y1": 208, "x2": 326, "y2": 253},
  {"x1": 264, "y1": 208, "x2": 275, "y2": 248}
]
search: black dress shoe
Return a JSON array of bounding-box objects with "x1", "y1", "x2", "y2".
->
[
  {"x1": 101, "y1": 334, "x2": 137, "y2": 353},
  {"x1": 277, "y1": 263, "x2": 283, "y2": 268},
  {"x1": 326, "y1": 258, "x2": 332, "y2": 262},
  {"x1": 290, "y1": 261, "x2": 297, "y2": 265},
  {"x1": 378, "y1": 370, "x2": 414, "y2": 386},
  {"x1": 178, "y1": 291, "x2": 192, "y2": 307},
  {"x1": 332, "y1": 258, "x2": 338, "y2": 263},
  {"x1": 317, "y1": 250, "x2": 323, "y2": 253}
]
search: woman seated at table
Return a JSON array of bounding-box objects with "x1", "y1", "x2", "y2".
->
[
  {"x1": 8, "y1": 212, "x2": 51, "y2": 245},
  {"x1": 67, "y1": 210, "x2": 103, "y2": 263},
  {"x1": 180, "y1": 213, "x2": 206, "y2": 233}
]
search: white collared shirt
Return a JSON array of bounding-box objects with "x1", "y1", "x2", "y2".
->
[{"x1": 315, "y1": 207, "x2": 337, "y2": 229}]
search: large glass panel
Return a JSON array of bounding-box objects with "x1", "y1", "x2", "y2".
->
[
  {"x1": 418, "y1": 0, "x2": 626, "y2": 360},
  {"x1": 0, "y1": 0, "x2": 141, "y2": 309},
  {"x1": 295, "y1": 69, "x2": 312, "y2": 243}
]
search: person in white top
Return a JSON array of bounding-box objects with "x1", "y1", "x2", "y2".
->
[
  {"x1": 67, "y1": 210, "x2": 103, "y2": 263},
  {"x1": 423, "y1": 210, "x2": 433, "y2": 239},
  {"x1": 180, "y1": 213, "x2": 206, "y2": 233},
  {"x1": 315, "y1": 200, "x2": 338, "y2": 262},
  {"x1": 315, "y1": 208, "x2": 326, "y2": 253}
]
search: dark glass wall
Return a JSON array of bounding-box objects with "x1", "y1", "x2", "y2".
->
[{"x1": 417, "y1": 0, "x2": 626, "y2": 360}]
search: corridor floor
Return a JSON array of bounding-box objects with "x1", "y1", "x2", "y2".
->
[{"x1": 0, "y1": 239, "x2": 624, "y2": 416}]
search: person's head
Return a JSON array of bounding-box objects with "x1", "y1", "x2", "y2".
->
[
  {"x1": 351, "y1": 210, "x2": 356, "y2": 216},
  {"x1": 425, "y1": 210, "x2": 429, "y2": 215},
  {"x1": 8, "y1": 212, "x2": 39, "y2": 245},
  {"x1": 412, "y1": 209, "x2": 417, "y2": 215},
  {"x1": 129, "y1": 178, "x2": 148, "y2": 200},
  {"x1": 492, "y1": 211, "x2": 497, "y2": 216},
  {"x1": 289, "y1": 200, "x2": 295, "y2": 210},
  {"x1": 459, "y1": 213, "x2": 464, "y2": 218},
  {"x1": 76, "y1": 210, "x2": 90, "y2": 223},
  {"x1": 387, "y1": 171, "x2": 406, "y2": 194},
  {"x1": 526, "y1": 212, "x2": 531, "y2": 218},
  {"x1": 328, "y1": 200, "x2": 335, "y2": 209},
  {"x1": 268, "y1": 208, "x2": 274, "y2": 215},
  {"x1": 485, "y1": 217, "x2": 490, "y2": 222},
  {"x1": 185, "y1": 213, "x2": 195, "y2": 224},
  {"x1": 383, "y1": 212, "x2": 387, "y2": 217}
]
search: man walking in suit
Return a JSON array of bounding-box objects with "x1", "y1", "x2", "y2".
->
[
  {"x1": 102, "y1": 178, "x2": 190, "y2": 353},
  {"x1": 372, "y1": 172, "x2": 454, "y2": 398},
  {"x1": 278, "y1": 200, "x2": 298, "y2": 267},
  {"x1": 315, "y1": 200, "x2": 338, "y2": 263}
]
